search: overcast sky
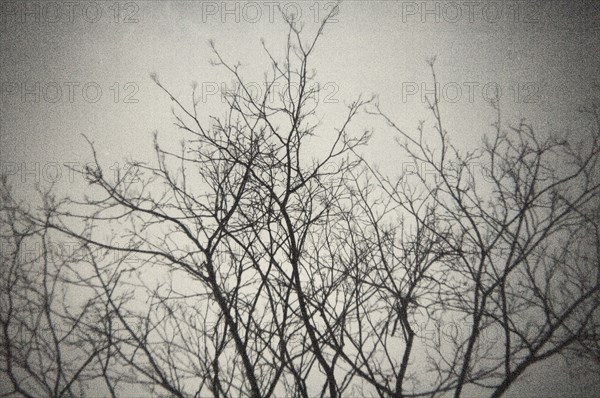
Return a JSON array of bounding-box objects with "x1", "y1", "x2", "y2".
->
[{"x1": 1, "y1": 1, "x2": 599, "y2": 396}]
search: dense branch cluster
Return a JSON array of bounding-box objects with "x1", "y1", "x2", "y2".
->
[{"x1": 2, "y1": 12, "x2": 600, "y2": 398}]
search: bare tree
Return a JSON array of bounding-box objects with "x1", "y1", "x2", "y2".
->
[
  {"x1": 353, "y1": 59, "x2": 600, "y2": 397},
  {"x1": 0, "y1": 181, "x2": 121, "y2": 397},
  {"x1": 2, "y1": 10, "x2": 600, "y2": 398}
]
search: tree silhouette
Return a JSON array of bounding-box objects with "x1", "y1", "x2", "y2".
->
[{"x1": 2, "y1": 9, "x2": 600, "y2": 398}]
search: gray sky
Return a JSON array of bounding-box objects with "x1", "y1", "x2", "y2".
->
[
  {"x1": 2, "y1": 1, "x2": 599, "y2": 177},
  {"x1": 1, "y1": 1, "x2": 599, "y2": 396}
]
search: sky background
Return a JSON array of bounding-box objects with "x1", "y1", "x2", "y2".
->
[{"x1": 1, "y1": 1, "x2": 600, "y2": 396}]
